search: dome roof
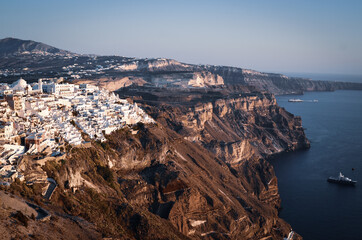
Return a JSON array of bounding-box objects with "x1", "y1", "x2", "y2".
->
[
  {"x1": 11, "y1": 78, "x2": 27, "y2": 90},
  {"x1": 32, "y1": 83, "x2": 40, "y2": 90}
]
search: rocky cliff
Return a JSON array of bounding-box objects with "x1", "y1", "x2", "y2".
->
[
  {"x1": 114, "y1": 58, "x2": 193, "y2": 72},
  {"x1": 239, "y1": 69, "x2": 362, "y2": 94},
  {"x1": 75, "y1": 70, "x2": 224, "y2": 90},
  {"x1": 74, "y1": 58, "x2": 362, "y2": 95},
  {"x1": 42, "y1": 123, "x2": 300, "y2": 239},
  {"x1": 119, "y1": 86, "x2": 309, "y2": 159},
  {"x1": 2, "y1": 86, "x2": 308, "y2": 239},
  {"x1": 111, "y1": 86, "x2": 309, "y2": 239}
]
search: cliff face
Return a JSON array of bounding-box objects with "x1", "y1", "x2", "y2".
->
[
  {"x1": 74, "y1": 59, "x2": 362, "y2": 94},
  {"x1": 115, "y1": 58, "x2": 193, "y2": 72},
  {"x1": 140, "y1": 90, "x2": 309, "y2": 163},
  {"x1": 3, "y1": 122, "x2": 287, "y2": 240},
  {"x1": 107, "y1": 126, "x2": 291, "y2": 239},
  {"x1": 107, "y1": 87, "x2": 308, "y2": 239},
  {"x1": 241, "y1": 70, "x2": 362, "y2": 95},
  {"x1": 76, "y1": 70, "x2": 224, "y2": 91},
  {"x1": 203, "y1": 66, "x2": 362, "y2": 94},
  {"x1": 69, "y1": 124, "x2": 298, "y2": 239},
  {"x1": 188, "y1": 71, "x2": 224, "y2": 87},
  {"x1": 2, "y1": 87, "x2": 307, "y2": 239},
  {"x1": 140, "y1": 90, "x2": 309, "y2": 210}
]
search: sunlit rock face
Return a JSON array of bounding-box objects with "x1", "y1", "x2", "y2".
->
[
  {"x1": 108, "y1": 86, "x2": 308, "y2": 238},
  {"x1": 75, "y1": 57, "x2": 362, "y2": 95}
]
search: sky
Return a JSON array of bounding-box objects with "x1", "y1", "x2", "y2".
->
[{"x1": 1, "y1": 0, "x2": 362, "y2": 75}]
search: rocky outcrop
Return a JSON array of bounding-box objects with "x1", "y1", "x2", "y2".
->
[
  {"x1": 76, "y1": 60, "x2": 362, "y2": 94},
  {"x1": 76, "y1": 71, "x2": 224, "y2": 91},
  {"x1": 240, "y1": 69, "x2": 362, "y2": 95},
  {"x1": 76, "y1": 77, "x2": 148, "y2": 91},
  {"x1": 104, "y1": 125, "x2": 297, "y2": 239},
  {"x1": 188, "y1": 71, "x2": 224, "y2": 87},
  {"x1": 135, "y1": 89, "x2": 309, "y2": 164},
  {"x1": 203, "y1": 65, "x2": 362, "y2": 94},
  {"x1": 111, "y1": 87, "x2": 308, "y2": 238},
  {"x1": 25, "y1": 123, "x2": 291, "y2": 239},
  {"x1": 115, "y1": 58, "x2": 193, "y2": 72}
]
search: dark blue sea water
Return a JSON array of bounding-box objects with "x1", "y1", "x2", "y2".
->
[{"x1": 272, "y1": 90, "x2": 362, "y2": 240}]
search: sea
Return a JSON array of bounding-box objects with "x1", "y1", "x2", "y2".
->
[{"x1": 271, "y1": 80, "x2": 362, "y2": 240}]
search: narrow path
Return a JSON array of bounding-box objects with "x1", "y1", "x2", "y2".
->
[
  {"x1": 0, "y1": 190, "x2": 51, "y2": 221},
  {"x1": 43, "y1": 178, "x2": 57, "y2": 200}
]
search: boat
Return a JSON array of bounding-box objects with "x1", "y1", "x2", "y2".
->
[
  {"x1": 327, "y1": 172, "x2": 357, "y2": 186},
  {"x1": 288, "y1": 99, "x2": 303, "y2": 102}
]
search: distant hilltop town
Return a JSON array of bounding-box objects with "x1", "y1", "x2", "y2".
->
[{"x1": 0, "y1": 78, "x2": 154, "y2": 186}]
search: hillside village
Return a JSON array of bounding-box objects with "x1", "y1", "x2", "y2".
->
[{"x1": 0, "y1": 78, "x2": 154, "y2": 186}]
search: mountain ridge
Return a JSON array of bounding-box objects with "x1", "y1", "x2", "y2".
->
[
  {"x1": 0, "y1": 37, "x2": 74, "y2": 56},
  {"x1": 2, "y1": 37, "x2": 362, "y2": 95}
]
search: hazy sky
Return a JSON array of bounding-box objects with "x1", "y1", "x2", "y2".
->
[{"x1": 1, "y1": 0, "x2": 362, "y2": 75}]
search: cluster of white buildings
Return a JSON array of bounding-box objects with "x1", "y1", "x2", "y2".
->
[
  {"x1": 0, "y1": 55, "x2": 143, "y2": 80},
  {"x1": 0, "y1": 78, "x2": 154, "y2": 185}
]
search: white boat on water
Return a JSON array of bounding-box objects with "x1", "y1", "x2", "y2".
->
[
  {"x1": 288, "y1": 99, "x2": 303, "y2": 102},
  {"x1": 327, "y1": 172, "x2": 357, "y2": 186}
]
